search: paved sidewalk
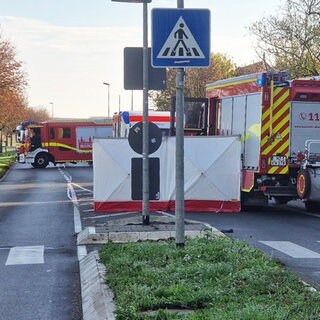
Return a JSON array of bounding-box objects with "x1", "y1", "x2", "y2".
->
[{"x1": 77, "y1": 211, "x2": 224, "y2": 320}]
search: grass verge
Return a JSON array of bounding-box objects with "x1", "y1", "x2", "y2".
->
[
  {"x1": 0, "y1": 152, "x2": 15, "y2": 178},
  {"x1": 99, "y1": 235, "x2": 320, "y2": 320}
]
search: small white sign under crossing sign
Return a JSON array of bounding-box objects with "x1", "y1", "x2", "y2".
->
[{"x1": 152, "y1": 8, "x2": 210, "y2": 68}]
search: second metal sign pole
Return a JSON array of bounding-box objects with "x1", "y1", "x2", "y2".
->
[
  {"x1": 175, "y1": 0, "x2": 185, "y2": 247},
  {"x1": 142, "y1": 1, "x2": 150, "y2": 224}
]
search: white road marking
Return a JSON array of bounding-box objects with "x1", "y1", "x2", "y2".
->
[
  {"x1": 67, "y1": 183, "x2": 82, "y2": 234},
  {"x1": 61, "y1": 167, "x2": 82, "y2": 235},
  {"x1": 83, "y1": 209, "x2": 94, "y2": 213},
  {"x1": 79, "y1": 202, "x2": 92, "y2": 207},
  {"x1": 5, "y1": 246, "x2": 44, "y2": 266},
  {"x1": 59, "y1": 168, "x2": 87, "y2": 261},
  {"x1": 70, "y1": 182, "x2": 93, "y2": 194},
  {"x1": 259, "y1": 241, "x2": 320, "y2": 258},
  {"x1": 300, "y1": 212, "x2": 320, "y2": 218}
]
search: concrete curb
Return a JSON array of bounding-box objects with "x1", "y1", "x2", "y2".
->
[
  {"x1": 80, "y1": 251, "x2": 116, "y2": 320},
  {"x1": 77, "y1": 227, "x2": 217, "y2": 245},
  {"x1": 77, "y1": 212, "x2": 225, "y2": 245}
]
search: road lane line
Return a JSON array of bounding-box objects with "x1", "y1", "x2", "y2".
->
[
  {"x1": 59, "y1": 168, "x2": 87, "y2": 267},
  {"x1": 259, "y1": 241, "x2": 320, "y2": 258},
  {"x1": 70, "y1": 182, "x2": 93, "y2": 194},
  {"x1": 60, "y1": 168, "x2": 82, "y2": 235},
  {"x1": 67, "y1": 184, "x2": 82, "y2": 234},
  {"x1": 5, "y1": 246, "x2": 44, "y2": 265}
]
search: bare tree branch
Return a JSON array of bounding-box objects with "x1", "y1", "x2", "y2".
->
[{"x1": 249, "y1": 0, "x2": 320, "y2": 77}]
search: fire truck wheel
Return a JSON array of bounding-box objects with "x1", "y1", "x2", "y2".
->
[
  {"x1": 297, "y1": 169, "x2": 311, "y2": 199},
  {"x1": 32, "y1": 153, "x2": 49, "y2": 168},
  {"x1": 305, "y1": 201, "x2": 319, "y2": 213}
]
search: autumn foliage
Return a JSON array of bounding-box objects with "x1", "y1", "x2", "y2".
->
[
  {"x1": 152, "y1": 53, "x2": 236, "y2": 111},
  {"x1": 0, "y1": 30, "x2": 49, "y2": 148},
  {"x1": 0, "y1": 36, "x2": 28, "y2": 135}
]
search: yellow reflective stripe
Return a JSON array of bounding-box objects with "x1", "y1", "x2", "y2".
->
[
  {"x1": 273, "y1": 88, "x2": 289, "y2": 109},
  {"x1": 263, "y1": 127, "x2": 290, "y2": 155},
  {"x1": 273, "y1": 118, "x2": 289, "y2": 137},
  {"x1": 268, "y1": 166, "x2": 288, "y2": 175},
  {"x1": 42, "y1": 141, "x2": 92, "y2": 154},
  {"x1": 208, "y1": 77, "x2": 256, "y2": 89},
  {"x1": 261, "y1": 108, "x2": 271, "y2": 149}
]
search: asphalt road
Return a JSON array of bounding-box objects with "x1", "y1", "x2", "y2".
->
[{"x1": 0, "y1": 163, "x2": 82, "y2": 320}]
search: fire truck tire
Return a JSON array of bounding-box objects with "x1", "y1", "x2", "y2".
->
[
  {"x1": 305, "y1": 201, "x2": 319, "y2": 213},
  {"x1": 297, "y1": 169, "x2": 311, "y2": 199},
  {"x1": 32, "y1": 153, "x2": 49, "y2": 168}
]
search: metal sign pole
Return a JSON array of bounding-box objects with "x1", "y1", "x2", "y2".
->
[
  {"x1": 111, "y1": 0, "x2": 152, "y2": 224},
  {"x1": 142, "y1": 1, "x2": 150, "y2": 224},
  {"x1": 175, "y1": 0, "x2": 185, "y2": 247}
]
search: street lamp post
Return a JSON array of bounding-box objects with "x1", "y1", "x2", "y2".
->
[
  {"x1": 50, "y1": 102, "x2": 54, "y2": 118},
  {"x1": 103, "y1": 82, "x2": 110, "y2": 117}
]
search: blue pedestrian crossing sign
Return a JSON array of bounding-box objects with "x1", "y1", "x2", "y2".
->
[{"x1": 152, "y1": 8, "x2": 211, "y2": 68}]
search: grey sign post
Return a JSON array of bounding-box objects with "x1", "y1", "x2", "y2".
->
[
  {"x1": 142, "y1": 1, "x2": 150, "y2": 224},
  {"x1": 175, "y1": 0, "x2": 185, "y2": 247},
  {"x1": 152, "y1": 2, "x2": 211, "y2": 247},
  {"x1": 112, "y1": 0, "x2": 152, "y2": 225}
]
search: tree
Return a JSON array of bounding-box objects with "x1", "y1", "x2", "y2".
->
[
  {"x1": 0, "y1": 30, "x2": 28, "y2": 138},
  {"x1": 0, "y1": 38, "x2": 27, "y2": 92},
  {"x1": 249, "y1": 0, "x2": 320, "y2": 78},
  {"x1": 24, "y1": 106, "x2": 50, "y2": 123},
  {"x1": 0, "y1": 91, "x2": 27, "y2": 132},
  {"x1": 151, "y1": 53, "x2": 236, "y2": 111}
]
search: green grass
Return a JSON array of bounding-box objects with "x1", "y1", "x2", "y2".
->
[
  {"x1": 0, "y1": 152, "x2": 15, "y2": 178},
  {"x1": 99, "y1": 235, "x2": 320, "y2": 320}
]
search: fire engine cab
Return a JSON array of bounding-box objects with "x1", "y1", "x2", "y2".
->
[
  {"x1": 15, "y1": 118, "x2": 112, "y2": 168},
  {"x1": 205, "y1": 71, "x2": 320, "y2": 212}
]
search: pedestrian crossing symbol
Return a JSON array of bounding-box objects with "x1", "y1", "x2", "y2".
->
[
  {"x1": 152, "y1": 8, "x2": 210, "y2": 68},
  {"x1": 157, "y1": 17, "x2": 205, "y2": 59}
]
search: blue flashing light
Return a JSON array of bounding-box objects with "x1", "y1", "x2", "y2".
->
[
  {"x1": 257, "y1": 73, "x2": 267, "y2": 87},
  {"x1": 122, "y1": 111, "x2": 130, "y2": 125}
]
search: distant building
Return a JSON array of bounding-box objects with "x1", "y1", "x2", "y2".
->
[{"x1": 236, "y1": 61, "x2": 273, "y2": 76}]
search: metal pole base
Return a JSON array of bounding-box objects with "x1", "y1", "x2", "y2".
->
[
  {"x1": 143, "y1": 215, "x2": 150, "y2": 225},
  {"x1": 176, "y1": 243, "x2": 185, "y2": 248}
]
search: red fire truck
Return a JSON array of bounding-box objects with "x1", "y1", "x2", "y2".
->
[
  {"x1": 15, "y1": 118, "x2": 112, "y2": 168},
  {"x1": 205, "y1": 71, "x2": 320, "y2": 212}
]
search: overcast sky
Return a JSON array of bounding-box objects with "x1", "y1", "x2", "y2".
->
[{"x1": 0, "y1": 0, "x2": 282, "y2": 118}]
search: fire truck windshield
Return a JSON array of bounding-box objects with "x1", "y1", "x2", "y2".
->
[{"x1": 15, "y1": 127, "x2": 28, "y2": 143}]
